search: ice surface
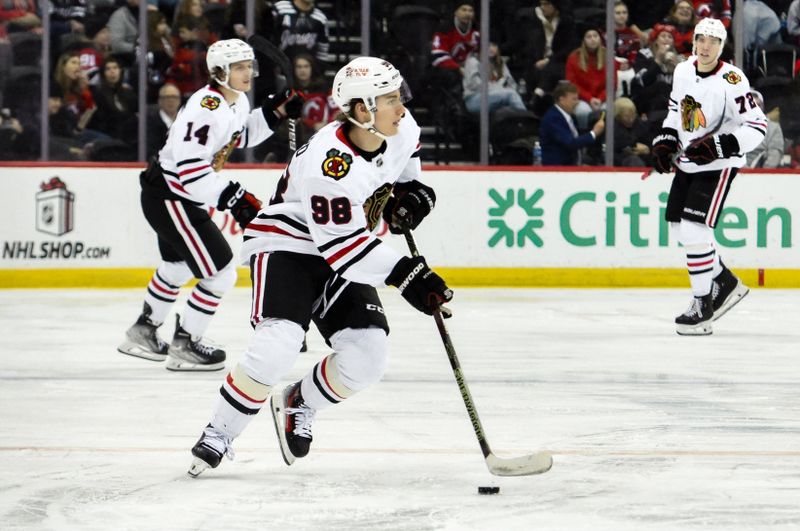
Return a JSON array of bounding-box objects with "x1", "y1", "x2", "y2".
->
[{"x1": 1, "y1": 287, "x2": 799, "y2": 530}]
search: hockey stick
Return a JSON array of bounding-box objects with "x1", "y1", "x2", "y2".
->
[
  {"x1": 247, "y1": 34, "x2": 297, "y2": 154},
  {"x1": 402, "y1": 228, "x2": 553, "y2": 477},
  {"x1": 642, "y1": 97, "x2": 727, "y2": 180}
]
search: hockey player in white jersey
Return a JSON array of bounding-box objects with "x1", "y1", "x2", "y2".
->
[
  {"x1": 118, "y1": 39, "x2": 303, "y2": 370},
  {"x1": 650, "y1": 18, "x2": 765, "y2": 335},
  {"x1": 188, "y1": 57, "x2": 453, "y2": 476}
]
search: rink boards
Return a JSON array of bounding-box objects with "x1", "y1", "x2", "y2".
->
[{"x1": 0, "y1": 163, "x2": 797, "y2": 288}]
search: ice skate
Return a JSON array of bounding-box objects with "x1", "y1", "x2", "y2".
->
[
  {"x1": 675, "y1": 293, "x2": 714, "y2": 336},
  {"x1": 166, "y1": 315, "x2": 226, "y2": 371},
  {"x1": 270, "y1": 382, "x2": 316, "y2": 465},
  {"x1": 117, "y1": 303, "x2": 168, "y2": 361},
  {"x1": 188, "y1": 424, "x2": 234, "y2": 477},
  {"x1": 711, "y1": 265, "x2": 749, "y2": 322}
]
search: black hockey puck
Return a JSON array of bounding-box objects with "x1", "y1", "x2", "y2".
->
[{"x1": 477, "y1": 486, "x2": 500, "y2": 495}]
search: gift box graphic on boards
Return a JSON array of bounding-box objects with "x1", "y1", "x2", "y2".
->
[{"x1": 36, "y1": 177, "x2": 75, "y2": 236}]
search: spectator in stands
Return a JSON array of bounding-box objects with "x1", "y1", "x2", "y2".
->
[
  {"x1": 293, "y1": 52, "x2": 334, "y2": 132},
  {"x1": 742, "y1": 0, "x2": 782, "y2": 54},
  {"x1": 271, "y1": 0, "x2": 330, "y2": 65},
  {"x1": 1, "y1": 0, "x2": 41, "y2": 35},
  {"x1": 89, "y1": 56, "x2": 138, "y2": 145},
  {"x1": 462, "y1": 42, "x2": 526, "y2": 115},
  {"x1": 0, "y1": 108, "x2": 26, "y2": 160},
  {"x1": 632, "y1": 26, "x2": 684, "y2": 117},
  {"x1": 146, "y1": 82, "x2": 181, "y2": 159},
  {"x1": 688, "y1": 0, "x2": 733, "y2": 28},
  {"x1": 565, "y1": 27, "x2": 615, "y2": 130},
  {"x1": 147, "y1": 11, "x2": 175, "y2": 90},
  {"x1": 167, "y1": 16, "x2": 208, "y2": 97},
  {"x1": 539, "y1": 81, "x2": 604, "y2": 166},
  {"x1": 74, "y1": 19, "x2": 111, "y2": 84},
  {"x1": 512, "y1": 0, "x2": 576, "y2": 117},
  {"x1": 174, "y1": 0, "x2": 217, "y2": 45},
  {"x1": 614, "y1": 0, "x2": 646, "y2": 64},
  {"x1": 430, "y1": 0, "x2": 479, "y2": 97},
  {"x1": 788, "y1": 0, "x2": 800, "y2": 45},
  {"x1": 53, "y1": 50, "x2": 100, "y2": 139},
  {"x1": 49, "y1": 0, "x2": 88, "y2": 52},
  {"x1": 613, "y1": 96, "x2": 651, "y2": 166},
  {"x1": 746, "y1": 89, "x2": 785, "y2": 168},
  {"x1": 659, "y1": 1, "x2": 696, "y2": 56},
  {"x1": 626, "y1": 0, "x2": 676, "y2": 31},
  {"x1": 226, "y1": 0, "x2": 274, "y2": 39},
  {"x1": 108, "y1": 0, "x2": 156, "y2": 64}
]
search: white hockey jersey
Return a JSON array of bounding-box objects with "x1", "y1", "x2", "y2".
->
[
  {"x1": 663, "y1": 57, "x2": 768, "y2": 173},
  {"x1": 157, "y1": 85, "x2": 275, "y2": 206},
  {"x1": 242, "y1": 112, "x2": 423, "y2": 287}
]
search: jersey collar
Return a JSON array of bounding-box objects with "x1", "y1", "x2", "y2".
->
[
  {"x1": 693, "y1": 59, "x2": 725, "y2": 78},
  {"x1": 335, "y1": 124, "x2": 387, "y2": 161}
]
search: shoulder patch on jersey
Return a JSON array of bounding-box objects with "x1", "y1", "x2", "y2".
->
[
  {"x1": 722, "y1": 71, "x2": 742, "y2": 85},
  {"x1": 200, "y1": 95, "x2": 221, "y2": 110},
  {"x1": 321, "y1": 148, "x2": 353, "y2": 180},
  {"x1": 680, "y1": 95, "x2": 707, "y2": 132}
]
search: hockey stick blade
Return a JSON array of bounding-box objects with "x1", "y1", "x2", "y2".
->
[
  {"x1": 486, "y1": 451, "x2": 553, "y2": 476},
  {"x1": 402, "y1": 227, "x2": 552, "y2": 477}
]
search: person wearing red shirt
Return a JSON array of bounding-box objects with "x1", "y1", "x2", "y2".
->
[
  {"x1": 565, "y1": 27, "x2": 617, "y2": 130},
  {"x1": 430, "y1": 1, "x2": 479, "y2": 94}
]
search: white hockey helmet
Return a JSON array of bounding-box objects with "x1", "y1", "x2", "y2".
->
[
  {"x1": 332, "y1": 57, "x2": 410, "y2": 139},
  {"x1": 206, "y1": 39, "x2": 258, "y2": 92},
  {"x1": 693, "y1": 18, "x2": 727, "y2": 60}
]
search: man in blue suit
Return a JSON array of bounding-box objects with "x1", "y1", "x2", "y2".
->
[{"x1": 540, "y1": 81, "x2": 605, "y2": 166}]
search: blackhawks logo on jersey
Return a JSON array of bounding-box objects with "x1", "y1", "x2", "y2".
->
[
  {"x1": 321, "y1": 148, "x2": 353, "y2": 180},
  {"x1": 723, "y1": 71, "x2": 741, "y2": 85},
  {"x1": 211, "y1": 130, "x2": 241, "y2": 171},
  {"x1": 201, "y1": 95, "x2": 221, "y2": 110},
  {"x1": 680, "y1": 95, "x2": 707, "y2": 132},
  {"x1": 363, "y1": 183, "x2": 393, "y2": 230}
]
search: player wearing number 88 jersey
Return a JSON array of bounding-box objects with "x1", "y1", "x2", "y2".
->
[
  {"x1": 188, "y1": 57, "x2": 453, "y2": 477},
  {"x1": 119, "y1": 39, "x2": 303, "y2": 372}
]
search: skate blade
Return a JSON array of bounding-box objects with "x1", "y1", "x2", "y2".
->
[
  {"x1": 117, "y1": 342, "x2": 167, "y2": 362},
  {"x1": 165, "y1": 355, "x2": 225, "y2": 372},
  {"x1": 269, "y1": 393, "x2": 296, "y2": 466},
  {"x1": 676, "y1": 322, "x2": 713, "y2": 336},
  {"x1": 713, "y1": 284, "x2": 750, "y2": 322},
  {"x1": 187, "y1": 457, "x2": 210, "y2": 478}
]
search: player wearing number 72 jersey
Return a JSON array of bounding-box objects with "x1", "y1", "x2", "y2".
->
[
  {"x1": 118, "y1": 39, "x2": 302, "y2": 371},
  {"x1": 187, "y1": 57, "x2": 453, "y2": 477},
  {"x1": 650, "y1": 18, "x2": 767, "y2": 336}
]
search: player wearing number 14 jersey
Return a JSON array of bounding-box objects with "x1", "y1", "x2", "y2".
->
[
  {"x1": 650, "y1": 18, "x2": 766, "y2": 336},
  {"x1": 118, "y1": 39, "x2": 302, "y2": 371},
  {"x1": 187, "y1": 57, "x2": 453, "y2": 477}
]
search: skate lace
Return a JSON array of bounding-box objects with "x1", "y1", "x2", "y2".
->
[
  {"x1": 191, "y1": 340, "x2": 217, "y2": 357},
  {"x1": 286, "y1": 405, "x2": 316, "y2": 439},
  {"x1": 204, "y1": 428, "x2": 235, "y2": 461},
  {"x1": 684, "y1": 298, "x2": 701, "y2": 318}
]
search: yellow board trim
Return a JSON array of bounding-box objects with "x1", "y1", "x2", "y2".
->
[{"x1": 1, "y1": 268, "x2": 799, "y2": 288}]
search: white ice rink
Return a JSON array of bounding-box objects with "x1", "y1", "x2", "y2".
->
[{"x1": 1, "y1": 287, "x2": 799, "y2": 530}]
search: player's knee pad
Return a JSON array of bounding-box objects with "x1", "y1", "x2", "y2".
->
[
  {"x1": 239, "y1": 318, "x2": 305, "y2": 385},
  {"x1": 677, "y1": 219, "x2": 714, "y2": 248},
  {"x1": 329, "y1": 327, "x2": 389, "y2": 391},
  {"x1": 199, "y1": 260, "x2": 237, "y2": 295},
  {"x1": 157, "y1": 261, "x2": 194, "y2": 287}
]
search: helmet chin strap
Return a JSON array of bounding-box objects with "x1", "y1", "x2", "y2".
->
[
  {"x1": 215, "y1": 67, "x2": 245, "y2": 94},
  {"x1": 346, "y1": 112, "x2": 389, "y2": 141}
]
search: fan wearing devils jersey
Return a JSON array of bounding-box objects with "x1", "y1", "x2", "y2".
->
[
  {"x1": 651, "y1": 18, "x2": 764, "y2": 336},
  {"x1": 187, "y1": 57, "x2": 453, "y2": 477},
  {"x1": 118, "y1": 39, "x2": 303, "y2": 372},
  {"x1": 430, "y1": 1, "x2": 479, "y2": 92}
]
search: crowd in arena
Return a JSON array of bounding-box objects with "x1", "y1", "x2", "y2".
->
[{"x1": 1, "y1": 0, "x2": 798, "y2": 166}]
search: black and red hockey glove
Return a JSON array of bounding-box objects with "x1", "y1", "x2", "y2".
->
[
  {"x1": 386, "y1": 256, "x2": 453, "y2": 316},
  {"x1": 218, "y1": 181, "x2": 262, "y2": 228},
  {"x1": 651, "y1": 127, "x2": 679, "y2": 173},
  {"x1": 382, "y1": 180, "x2": 436, "y2": 234},
  {"x1": 684, "y1": 133, "x2": 740, "y2": 165},
  {"x1": 261, "y1": 89, "x2": 304, "y2": 128}
]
